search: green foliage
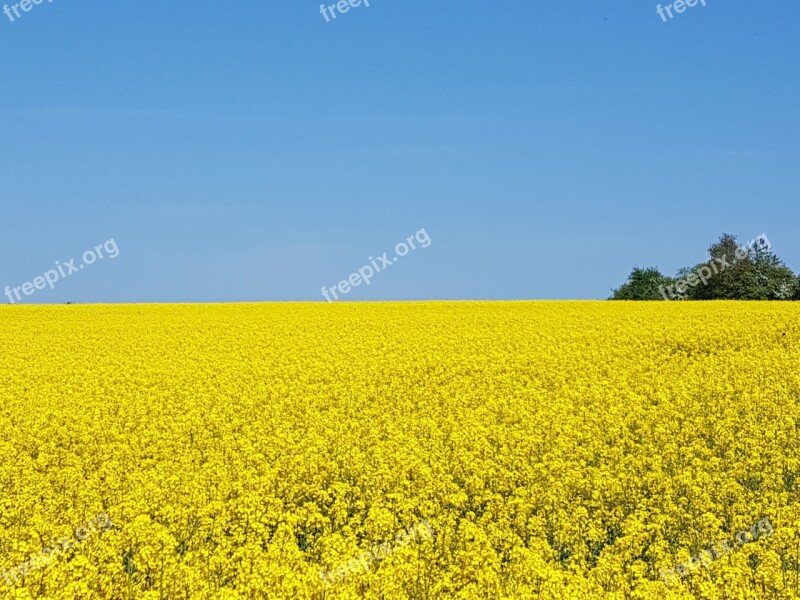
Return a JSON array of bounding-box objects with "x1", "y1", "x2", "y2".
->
[
  {"x1": 612, "y1": 234, "x2": 798, "y2": 301},
  {"x1": 610, "y1": 267, "x2": 675, "y2": 300}
]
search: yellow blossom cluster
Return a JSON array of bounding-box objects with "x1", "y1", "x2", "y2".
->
[{"x1": 0, "y1": 301, "x2": 799, "y2": 599}]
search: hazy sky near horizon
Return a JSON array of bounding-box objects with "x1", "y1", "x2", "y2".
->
[{"x1": 1, "y1": 1, "x2": 798, "y2": 303}]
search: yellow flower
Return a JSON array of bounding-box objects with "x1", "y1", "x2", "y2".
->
[{"x1": 0, "y1": 301, "x2": 797, "y2": 599}]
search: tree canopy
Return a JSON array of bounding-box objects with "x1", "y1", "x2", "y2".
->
[{"x1": 610, "y1": 234, "x2": 799, "y2": 301}]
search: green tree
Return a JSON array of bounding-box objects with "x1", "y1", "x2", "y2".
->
[
  {"x1": 610, "y1": 234, "x2": 798, "y2": 301},
  {"x1": 610, "y1": 267, "x2": 674, "y2": 300},
  {"x1": 689, "y1": 234, "x2": 796, "y2": 300}
]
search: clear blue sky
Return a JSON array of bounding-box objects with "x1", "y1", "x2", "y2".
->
[{"x1": 1, "y1": 1, "x2": 798, "y2": 303}]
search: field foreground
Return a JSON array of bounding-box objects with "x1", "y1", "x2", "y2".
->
[{"x1": 1, "y1": 302, "x2": 800, "y2": 599}]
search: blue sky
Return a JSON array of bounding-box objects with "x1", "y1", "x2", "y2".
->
[{"x1": 1, "y1": 1, "x2": 798, "y2": 303}]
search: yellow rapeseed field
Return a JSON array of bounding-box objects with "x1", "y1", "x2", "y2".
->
[{"x1": 1, "y1": 301, "x2": 799, "y2": 599}]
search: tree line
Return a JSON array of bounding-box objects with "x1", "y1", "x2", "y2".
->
[{"x1": 610, "y1": 234, "x2": 800, "y2": 300}]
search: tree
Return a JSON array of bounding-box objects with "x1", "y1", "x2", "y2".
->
[
  {"x1": 689, "y1": 234, "x2": 796, "y2": 300},
  {"x1": 610, "y1": 234, "x2": 798, "y2": 301},
  {"x1": 610, "y1": 267, "x2": 675, "y2": 300}
]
